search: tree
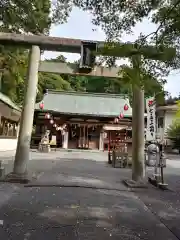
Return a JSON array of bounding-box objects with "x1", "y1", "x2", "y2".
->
[
  {"x1": 51, "y1": 0, "x2": 159, "y2": 39},
  {"x1": 36, "y1": 72, "x2": 73, "y2": 102},
  {"x1": 50, "y1": 1, "x2": 175, "y2": 112},
  {"x1": 0, "y1": 0, "x2": 51, "y2": 34},
  {"x1": 167, "y1": 96, "x2": 180, "y2": 152},
  {"x1": 0, "y1": 0, "x2": 52, "y2": 104},
  {"x1": 167, "y1": 120, "x2": 180, "y2": 153},
  {"x1": 39, "y1": 54, "x2": 165, "y2": 102}
]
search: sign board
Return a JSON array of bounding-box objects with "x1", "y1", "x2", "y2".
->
[{"x1": 146, "y1": 96, "x2": 156, "y2": 141}]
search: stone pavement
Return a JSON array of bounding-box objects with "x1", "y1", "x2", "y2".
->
[
  {"x1": 0, "y1": 186, "x2": 178, "y2": 240},
  {"x1": 0, "y1": 150, "x2": 180, "y2": 239}
]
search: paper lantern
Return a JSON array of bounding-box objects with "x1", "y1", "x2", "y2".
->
[
  {"x1": 45, "y1": 113, "x2": 50, "y2": 119},
  {"x1": 119, "y1": 113, "x2": 124, "y2": 119},
  {"x1": 50, "y1": 119, "x2": 54, "y2": 124},
  {"x1": 114, "y1": 117, "x2": 119, "y2": 123},
  {"x1": 39, "y1": 102, "x2": 44, "y2": 109},
  {"x1": 148, "y1": 100, "x2": 153, "y2": 106},
  {"x1": 53, "y1": 123, "x2": 57, "y2": 128},
  {"x1": 124, "y1": 104, "x2": 129, "y2": 111}
]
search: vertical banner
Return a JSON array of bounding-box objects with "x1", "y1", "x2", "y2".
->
[{"x1": 146, "y1": 96, "x2": 156, "y2": 141}]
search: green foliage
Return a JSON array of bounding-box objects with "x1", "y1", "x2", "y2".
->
[
  {"x1": 167, "y1": 119, "x2": 180, "y2": 150},
  {"x1": 51, "y1": 0, "x2": 161, "y2": 39},
  {"x1": 0, "y1": 0, "x2": 51, "y2": 34},
  {"x1": 51, "y1": 0, "x2": 177, "y2": 94},
  {"x1": 175, "y1": 100, "x2": 180, "y2": 118},
  {"x1": 167, "y1": 99, "x2": 180, "y2": 150},
  {"x1": 0, "y1": 0, "x2": 52, "y2": 104},
  {"x1": 0, "y1": 48, "x2": 166, "y2": 105},
  {"x1": 36, "y1": 72, "x2": 73, "y2": 102},
  {"x1": 0, "y1": 0, "x2": 171, "y2": 105}
]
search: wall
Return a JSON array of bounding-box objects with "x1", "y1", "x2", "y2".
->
[
  {"x1": 0, "y1": 100, "x2": 20, "y2": 152},
  {"x1": 156, "y1": 110, "x2": 176, "y2": 145},
  {"x1": 0, "y1": 101, "x2": 20, "y2": 122},
  {"x1": 0, "y1": 138, "x2": 18, "y2": 152},
  {"x1": 164, "y1": 111, "x2": 176, "y2": 135}
]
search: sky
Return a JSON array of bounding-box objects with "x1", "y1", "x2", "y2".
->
[{"x1": 43, "y1": 7, "x2": 180, "y2": 97}]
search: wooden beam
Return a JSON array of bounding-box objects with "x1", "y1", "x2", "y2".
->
[
  {"x1": 38, "y1": 61, "x2": 122, "y2": 78},
  {"x1": 0, "y1": 32, "x2": 89, "y2": 52},
  {"x1": 0, "y1": 32, "x2": 175, "y2": 61}
]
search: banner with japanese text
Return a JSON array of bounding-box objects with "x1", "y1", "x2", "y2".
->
[{"x1": 146, "y1": 96, "x2": 156, "y2": 141}]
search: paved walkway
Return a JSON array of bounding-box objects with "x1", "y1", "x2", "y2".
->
[{"x1": 0, "y1": 150, "x2": 180, "y2": 239}]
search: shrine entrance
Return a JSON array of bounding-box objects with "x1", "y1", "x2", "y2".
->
[
  {"x1": 78, "y1": 125, "x2": 89, "y2": 149},
  {"x1": 68, "y1": 122, "x2": 101, "y2": 150}
]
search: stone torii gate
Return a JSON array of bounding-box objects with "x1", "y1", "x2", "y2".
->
[{"x1": 0, "y1": 32, "x2": 175, "y2": 183}]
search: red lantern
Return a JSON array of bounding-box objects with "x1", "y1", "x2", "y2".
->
[
  {"x1": 124, "y1": 104, "x2": 129, "y2": 111},
  {"x1": 39, "y1": 102, "x2": 44, "y2": 109},
  {"x1": 148, "y1": 100, "x2": 153, "y2": 106},
  {"x1": 119, "y1": 113, "x2": 124, "y2": 119}
]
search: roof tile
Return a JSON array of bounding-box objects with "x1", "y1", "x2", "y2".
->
[{"x1": 35, "y1": 91, "x2": 132, "y2": 117}]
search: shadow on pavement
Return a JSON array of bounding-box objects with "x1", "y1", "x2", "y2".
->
[
  {"x1": 0, "y1": 186, "x2": 178, "y2": 240},
  {"x1": 1, "y1": 156, "x2": 180, "y2": 239},
  {"x1": 136, "y1": 184, "x2": 180, "y2": 240}
]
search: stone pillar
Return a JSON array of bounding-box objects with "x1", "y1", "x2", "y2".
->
[
  {"x1": 132, "y1": 85, "x2": 145, "y2": 182},
  {"x1": 63, "y1": 131, "x2": 69, "y2": 149},
  {"x1": 99, "y1": 131, "x2": 104, "y2": 151},
  {"x1": 16, "y1": 123, "x2": 20, "y2": 138},
  {"x1": 8, "y1": 46, "x2": 40, "y2": 181}
]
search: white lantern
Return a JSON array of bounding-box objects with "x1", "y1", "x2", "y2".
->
[
  {"x1": 114, "y1": 118, "x2": 119, "y2": 123},
  {"x1": 45, "y1": 113, "x2": 50, "y2": 119}
]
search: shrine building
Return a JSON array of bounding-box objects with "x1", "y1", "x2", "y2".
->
[
  {"x1": 0, "y1": 92, "x2": 21, "y2": 151},
  {"x1": 32, "y1": 91, "x2": 133, "y2": 151}
]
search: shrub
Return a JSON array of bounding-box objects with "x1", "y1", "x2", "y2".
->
[{"x1": 167, "y1": 120, "x2": 180, "y2": 152}]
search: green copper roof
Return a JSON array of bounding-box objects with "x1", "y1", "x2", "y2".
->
[
  {"x1": 35, "y1": 91, "x2": 132, "y2": 117},
  {"x1": 0, "y1": 92, "x2": 21, "y2": 112}
]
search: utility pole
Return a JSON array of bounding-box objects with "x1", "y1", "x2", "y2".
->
[{"x1": 7, "y1": 46, "x2": 40, "y2": 181}]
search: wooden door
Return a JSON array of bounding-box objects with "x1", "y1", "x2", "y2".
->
[{"x1": 79, "y1": 125, "x2": 89, "y2": 149}]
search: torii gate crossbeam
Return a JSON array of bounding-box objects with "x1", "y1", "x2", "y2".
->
[
  {"x1": 0, "y1": 32, "x2": 175, "y2": 60},
  {"x1": 39, "y1": 62, "x2": 122, "y2": 78}
]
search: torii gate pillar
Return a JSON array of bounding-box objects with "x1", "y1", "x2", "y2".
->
[{"x1": 6, "y1": 45, "x2": 40, "y2": 182}]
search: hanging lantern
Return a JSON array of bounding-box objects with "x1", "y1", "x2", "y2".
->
[
  {"x1": 39, "y1": 102, "x2": 44, "y2": 110},
  {"x1": 45, "y1": 113, "x2": 50, "y2": 119},
  {"x1": 124, "y1": 104, "x2": 129, "y2": 111},
  {"x1": 50, "y1": 119, "x2": 54, "y2": 124},
  {"x1": 114, "y1": 117, "x2": 119, "y2": 123},
  {"x1": 63, "y1": 124, "x2": 67, "y2": 129},
  {"x1": 119, "y1": 113, "x2": 124, "y2": 119},
  {"x1": 148, "y1": 100, "x2": 153, "y2": 106},
  {"x1": 53, "y1": 123, "x2": 57, "y2": 128}
]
